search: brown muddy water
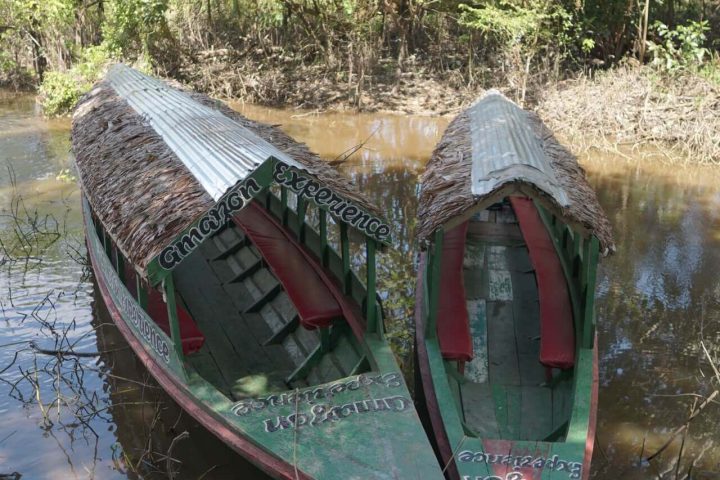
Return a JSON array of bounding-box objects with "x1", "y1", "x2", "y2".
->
[{"x1": 0, "y1": 93, "x2": 719, "y2": 479}]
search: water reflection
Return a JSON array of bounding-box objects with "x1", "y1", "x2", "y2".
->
[
  {"x1": 584, "y1": 157, "x2": 720, "y2": 479},
  {"x1": 0, "y1": 93, "x2": 719, "y2": 479}
]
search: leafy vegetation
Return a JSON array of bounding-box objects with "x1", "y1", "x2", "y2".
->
[{"x1": 0, "y1": 0, "x2": 719, "y2": 115}]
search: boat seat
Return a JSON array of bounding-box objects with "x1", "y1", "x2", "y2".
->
[
  {"x1": 510, "y1": 197, "x2": 575, "y2": 370},
  {"x1": 437, "y1": 222, "x2": 473, "y2": 362},
  {"x1": 233, "y1": 203, "x2": 343, "y2": 330},
  {"x1": 123, "y1": 264, "x2": 205, "y2": 355}
]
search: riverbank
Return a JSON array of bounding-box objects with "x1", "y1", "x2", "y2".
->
[
  {"x1": 14, "y1": 54, "x2": 720, "y2": 165},
  {"x1": 185, "y1": 58, "x2": 720, "y2": 165}
]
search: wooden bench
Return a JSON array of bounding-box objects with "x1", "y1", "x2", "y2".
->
[
  {"x1": 509, "y1": 197, "x2": 575, "y2": 370},
  {"x1": 233, "y1": 203, "x2": 344, "y2": 331},
  {"x1": 436, "y1": 222, "x2": 473, "y2": 362}
]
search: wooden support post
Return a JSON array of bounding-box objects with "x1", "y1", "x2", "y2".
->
[
  {"x1": 319, "y1": 209, "x2": 328, "y2": 267},
  {"x1": 163, "y1": 274, "x2": 184, "y2": 361},
  {"x1": 136, "y1": 276, "x2": 148, "y2": 310},
  {"x1": 280, "y1": 186, "x2": 288, "y2": 226},
  {"x1": 340, "y1": 223, "x2": 351, "y2": 295},
  {"x1": 426, "y1": 229, "x2": 444, "y2": 338},
  {"x1": 572, "y1": 232, "x2": 582, "y2": 279},
  {"x1": 366, "y1": 238, "x2": 377, "y2": 333},
  {"x1": 116, "y1": 250, "x2": 125, "y2": 283},
  {"x1": 582, "y1": 236, "x2": 600, "y2": 349},
  {"x1": 102, "y1": 228, "x2": 111, "y2": 259},
  {"x1": 297, "y1": 196, "x2": 307, "y2": 243}
]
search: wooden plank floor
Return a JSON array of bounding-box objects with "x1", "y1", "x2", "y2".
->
[
  {"x1": 458, "y1": 202, "x2": 562, "y2": 441},
  {"x1": 174, "y1": 240, "x2": 299, "y2": 400},
  {"x1": 174, "y1": 219, "x2": 365, "y2": 400}
]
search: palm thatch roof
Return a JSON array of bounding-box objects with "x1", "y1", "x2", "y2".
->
[
  {"x1": 72, "y1": 64, "x2": 386, "y2": 277},
  {"x1": 417, "y1": 91, "x2": 615, "y2": 254}
]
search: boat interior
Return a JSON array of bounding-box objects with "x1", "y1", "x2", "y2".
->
[
  {"x1": 93, "y1": 189, "x2": 374, "y2": 402},
  {"x1": 438, "y1": 196, "x2": 576, "y2": 443}
]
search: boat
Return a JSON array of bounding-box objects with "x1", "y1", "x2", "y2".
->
[
  {"x1": 72, "y1": 63, "x2": 444, "y2": 479},
  {"x1": 413, "y1": 91, "x2": 615, "y2": 480}
]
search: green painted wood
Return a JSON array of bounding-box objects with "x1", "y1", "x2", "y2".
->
[
  {"x1": 465, "y1": 299, "x2": 488, "y2": 384},
  {"x1": 116, "y1": 250, "x2": 125, "y2": 282},
  {"x1": 297, "y1": 196, "x2": 307, "y2": 242},
  {"x1": 163, "y1": 274, "x2": 185, "y2": 361},
  {"x1": 582, "y1": 237, "x2": 600, "y2": 349},
  {"x1": 319, "y1": 209, "x2": 328, "y2": 267},
  {"x1": 426, "y1": 229, "x2": 444, "y2": 338},
  {"x1": 366, "y1": 238, "x2": 377, "y2": 332},
  {"x1": 83, "y1": 196, "x2": 183, "y2": 377},
  {"x1": 280, "y1": 184, "x2": 289, "y2": 226},
  {"x1": 340, "y1": 223, "x2": 351, "y2": 294},
  {"x1": 136, "y1": 276, "x2": 148, "y2": 309}
]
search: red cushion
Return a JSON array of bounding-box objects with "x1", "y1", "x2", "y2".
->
[
  {"x1": 123, "y1": 263, "x2": 205, "y2": 355},
  {"x1": 510, "y1": 197, "x2": 575, "y2": 370},
  {"x1": 233, "y1": 203, "x2": 343, "y2": 329},
  {"x1": 437, "y1": 222, "x2": 473, "y2": 362},
  {"x1": 146, "y1": 288, "x2": 205, "y2": 355}
]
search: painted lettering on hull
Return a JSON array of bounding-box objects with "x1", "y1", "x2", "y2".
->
[
  {"x1": 457, "y1": 451, "x2": 582, "y2": 479},
  {"x1": 230, "y1": 373, "x2": 411, "y2": 433},
  {"x1": 84, "y1": 198, "x2": 174, "y2": 365}
]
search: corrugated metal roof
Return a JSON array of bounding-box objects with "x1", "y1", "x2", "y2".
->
[
  {"x1": 106, "y1": 63, "x2": 305, "y2": 200},
  {"x1": 469, "y1": 91, "x2": 570, "y2": 207}
]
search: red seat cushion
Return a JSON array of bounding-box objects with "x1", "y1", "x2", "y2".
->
[
  {"x1": 123, "y1": 262, "x2": 205, "y2": 355},
  {"x1": 146, "y1": 288, "x2": 206, "y2": 355},
  {"x1": 437, "y1": 222, "x2": 473, "y2": 362},
  {"x1": 233, "y1": 203, "x2": 343, "y2": 330},
  {"x1": 510, "y1": 197, "x2": 575, "y2": 370}
]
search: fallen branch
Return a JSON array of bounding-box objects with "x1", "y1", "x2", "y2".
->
[
  {"x1": 166, "y1": 431, "x2": 190, "y2": 480},
  {"x1": 645, "y1": 390, "x2": 718, "y2": 462}
]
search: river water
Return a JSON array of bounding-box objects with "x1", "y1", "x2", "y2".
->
[{"x1": 0, "y1": 93, "x2": 719, "y2": 479}]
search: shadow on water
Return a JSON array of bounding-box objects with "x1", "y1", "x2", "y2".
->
[{"x1": 1, "y1": 93, "x2": 719, "y2": 479}]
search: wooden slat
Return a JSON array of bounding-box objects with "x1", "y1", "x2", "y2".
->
[
  {"x1": 228, "y1": 257, "x2": 263, "y2": 283},
  {"x1": 519, "y1": 386, "x2": 553, "y2": 440},
  {"x1": 244, "y1": 283, "x2": 282, "y2": 313},
  {"x1": 263, "y1": 315, "x2": 300, "y2": 346},
  {"x1": 487, "y1": 300, "x2": 520, "y2": 386}
]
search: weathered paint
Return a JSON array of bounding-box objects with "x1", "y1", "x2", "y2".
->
[
  {"x1": 415, "y1": 201, "x2": 600, "y2": 480},
  {"x1": 84, "y1": 196, "x2": 444, "y2": 480}
]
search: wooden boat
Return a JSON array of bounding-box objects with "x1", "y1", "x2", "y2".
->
[
  {"x1": 413, "y1": 91, "x2": 615, "y2": 480},
  {"x1": 72, "y1": 64, "x2": 444, "y2": 479}
]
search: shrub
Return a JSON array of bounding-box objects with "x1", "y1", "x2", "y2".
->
[{"x1": 38, "y1": 71, "x2": 84, "y2": 116}]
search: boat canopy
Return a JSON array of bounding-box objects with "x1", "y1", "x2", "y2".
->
[
  {"x1": 416, "y1": 91, "x2": 615, "y2": 254},
  {"x1": 73, "y1": 64, "x2": 390, "y2": 285}
]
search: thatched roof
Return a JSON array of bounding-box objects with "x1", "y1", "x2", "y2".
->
[
  {"x1": 417, "y1": 91, "x2": 615, "y2": 254},
  {"x1": 72, "y1": 64, "x2": 386, "y2": 277}
]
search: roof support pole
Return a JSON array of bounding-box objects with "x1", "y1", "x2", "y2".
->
[
  {"x1": 280, "y1": 185, "x2": 289, "y2": 226},
  {"x1": 582, "y1": 237, "x2": 599, "y2": 349},
  {"x1": 163, "y1": 273, "x2": 184, "y2": 362},
  {"x1": 426, "y1": 229, "x2": 444, "y2": 338},
  {"x1": 297, "y1": 196, "x2": 307, "y2": 243},
  {"x1": 136, "y1": 276, "x2": 148, "y2": 311},
  {"x1": 340, "y1": 223, "x2": 351, "y2": 295},
  {"x1": 319, "y1": 209, "x2": 328, "y2": 267},
  {"x1": 366, "y1": 238, "x2": 377, "y2": 333},
  {"x1": 116, "y1": 250, "x2": 125, "y2": 283}
]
